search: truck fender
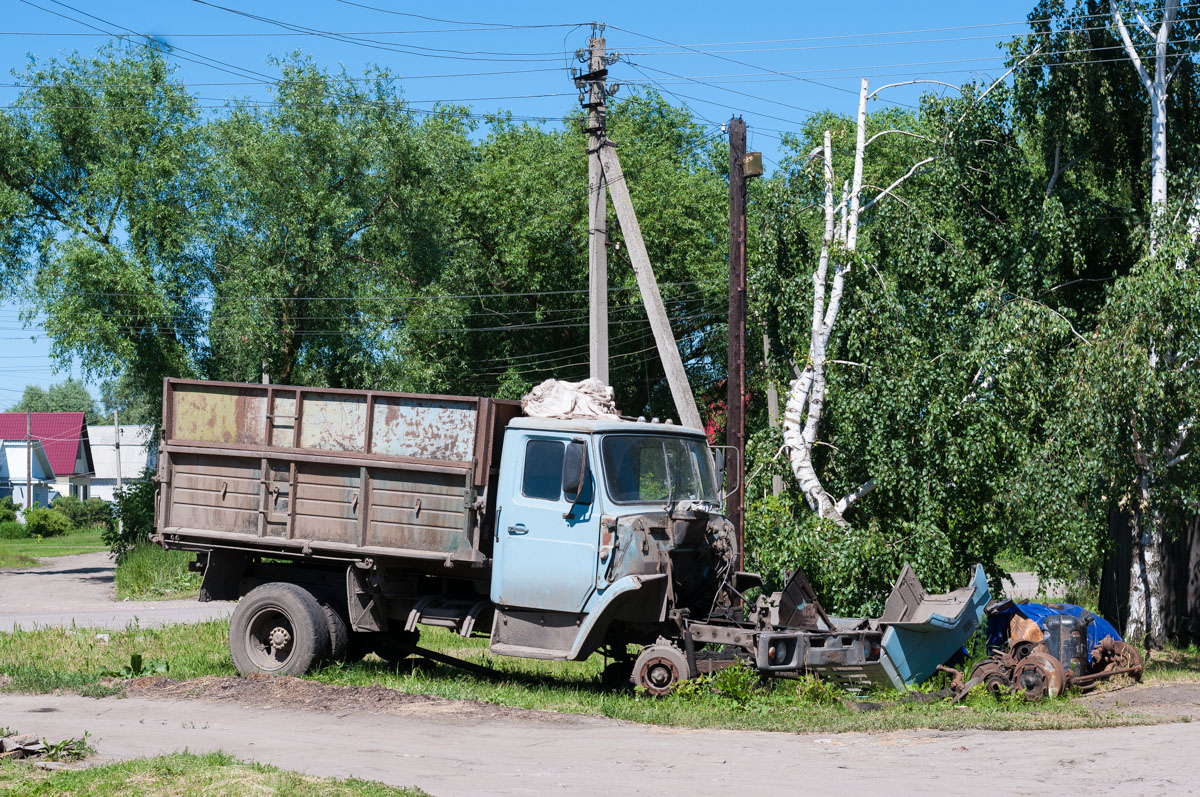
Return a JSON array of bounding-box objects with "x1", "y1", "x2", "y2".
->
[{"x1": 567, "y1": 573, "x2": 669, "y2": 661}]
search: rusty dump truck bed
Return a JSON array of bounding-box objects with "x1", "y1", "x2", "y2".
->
[{"x1": 156, "y1": 379, "x2": 520, "y2": 567}]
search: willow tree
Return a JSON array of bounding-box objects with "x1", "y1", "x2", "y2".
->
[{"x1": 0, "y1": 45, "x2": 209, "y2": 405}]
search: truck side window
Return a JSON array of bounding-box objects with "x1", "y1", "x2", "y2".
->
[{"x1": 522, "y1": 439, "x2": 564, "y2": 501}]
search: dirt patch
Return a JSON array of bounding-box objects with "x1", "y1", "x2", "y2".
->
[
  {"x1": 1077, "y1": 681, "x2": 1200, "y2": 721},
  {"x1": 123, "y1": 674, "x2": 609, "y2": 727}
]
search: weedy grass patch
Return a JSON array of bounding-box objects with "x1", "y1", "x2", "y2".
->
[
  {"x1": 0, "y1": 621, "x2": 1168, "y2": 733},
  {"x1": 0, "y1": 620, "x2": 229, "y2": 695},
  {"x1": 0, "y1": 751, "x2": 428, "y2": 796},
  {"x1": 1144, "y1": 644, "x2": 1200, "y2": 682},
  {"x1": 112, "y1": 543, "x2": 201, "y2": 601}
]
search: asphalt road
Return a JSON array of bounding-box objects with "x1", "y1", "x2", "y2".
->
[
  {"x1": 0, "y1": 551, "x2": 233, "y2": 631},
  {"x1": 3, "y1": 690, "x2": 1197, "y2": 796}
]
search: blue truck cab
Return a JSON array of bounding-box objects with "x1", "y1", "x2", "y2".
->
[{"x1": 487, "y1": 417, "x2": 736, "y2": 663}]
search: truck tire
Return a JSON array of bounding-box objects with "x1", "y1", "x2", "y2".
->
[
  {"x1": 318, "y1": 599, "x2": 350, "y2": 664},
  {"x1": 229, "y1": 583, "x2": 331, "y2": 676}
]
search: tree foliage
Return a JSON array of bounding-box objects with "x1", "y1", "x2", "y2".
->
[{"x1": 6, "y1": 379, "x2": 103, "y2": 424}]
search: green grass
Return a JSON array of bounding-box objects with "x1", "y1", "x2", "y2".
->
[
  {"x1": 1145, "y1": 644, "x2": 1200, "y2": 682},
  {"x1": 0, "y1": 751, "x2": 427, "y2": 796},
  {"x1": 113, "y1": 543, "x2": 201, "y2": 601},
  {"x1": 0, "y1": 527, "x2": 106, "y2": 569},
  {"x1": 0, "y1": 620, "x2": 1167, "y2": 733}
]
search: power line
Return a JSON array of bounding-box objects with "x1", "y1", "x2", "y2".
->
[
  {"x1": 607, "y1": 23, "x2": 903, "y2": 107},
  {"x1": 0, "y1": 311, "x2": 723, "y2": 338},
  {"x1": 616, "y1": 15, "x2": 1200, "y2": 56},
  {"x1": 190, "y1": 0, "x2": 572, "y2": 63},
  {"x1": 332, "y1": 2, "x2": 587, "y2": 30},
  {"x1": 620, "y1": 38, "x2": 1200, "y2": 84},
  {"x1": 29, "y1": 281, "x2": 717, "y2": 302},
  {"x1": 0, "y1": 68, "x2": 565, "y2": 88},
  {"x1": 605, "y1": 7, "x2": 1200, "y2": 47},
  {"x1": 22, "y1": 0, "x2": 281, "y2": 83}
]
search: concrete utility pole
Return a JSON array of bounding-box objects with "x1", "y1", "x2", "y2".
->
[
  {"x1": 727, "y1": 117, "x2": 747, "y2": 554},
  {"x1": 25, "y1": 410, "x2": 31, "y2": 512},
  {"x1": 582, "y1": 29, "x2": 609, "y2": 384},
  {"x1": 573, "y1": 28, "x2": 703, "y2": 430},
  {"x1": 598, "y1": 145, "x2": 704, "y2": 432},
  {"x1": 113, "y1": 409, "x2": 123, "y2": 535}
]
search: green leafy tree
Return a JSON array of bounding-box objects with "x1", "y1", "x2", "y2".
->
[
  {"x1": 99, "y1": 373, "x2": 157, "y2": 426},
  {"x1": 7, "y1": 379, "x2": 103, "y2": 424},
  {"x1": 204, "y1": 57, "x2": 455, "y2": 389},
  {"x1": 0, "y1": 44, "x2": 208, "y2": 409}
]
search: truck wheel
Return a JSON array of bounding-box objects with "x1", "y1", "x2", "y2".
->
[
  {"x1": 631, "y1": 642, "x2": 691, "y2": 697},
  {"x1": 601, "y1": 660, "x2": 635, "y2": 690},
  {"x1": 318, "y1": 599, "x2": 349, "y2": 663},
  {"x1": 229, "y1": 583, "x2": 331, "y2": 676}
]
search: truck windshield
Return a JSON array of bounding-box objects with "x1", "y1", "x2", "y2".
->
[{"x1": 601, "y1": 434, "x2": 719, "y2": 504}]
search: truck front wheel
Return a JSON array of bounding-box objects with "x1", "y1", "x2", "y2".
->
[
  {"x1": 230, "y1": 583, "x2": 331, "y2": 676},
  {"x1": 631, "y1": 642, "x2": 692, "y2": 697}
]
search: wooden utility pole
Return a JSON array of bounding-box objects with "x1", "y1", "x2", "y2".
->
[
  {"x1": 727, "y1": 118, "x2": 747, "y2": 554},
  {"x1": 25, "y1": 410, "x2": 32, "y2": 512},
  {"x1": 583, "y1": 30, "x2": 609, "y2": 384}
]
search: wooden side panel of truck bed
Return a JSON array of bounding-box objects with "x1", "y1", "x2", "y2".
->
[{"x1": 156, "y1": 379, "x2": 520, "y2": 564}]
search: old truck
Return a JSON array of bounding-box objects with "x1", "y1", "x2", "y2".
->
[{"x1": 154, "y1": 378, "x2": 987, "y2": 694}]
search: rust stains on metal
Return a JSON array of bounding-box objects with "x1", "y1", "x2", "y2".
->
[
  {"x1": 371, "y1": 397, "x2": 477, "y2": 463},
  {"x1": 172, "y1": 385, "x2": 267, "y2": 446}
]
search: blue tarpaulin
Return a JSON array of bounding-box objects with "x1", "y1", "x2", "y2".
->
[{"x1": 985, "y1": 602, "x2": 1122, "y2": 664}]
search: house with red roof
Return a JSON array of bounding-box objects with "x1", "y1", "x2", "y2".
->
[
  {"x1": 0, "y1": 413, "x2": 95, "y2": 501},
  {"x1": 0, "y1": 439, "x2": 55, "y2": 508}
]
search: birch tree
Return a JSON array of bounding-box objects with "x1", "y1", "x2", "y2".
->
[
  {"x1": 1108, "y1": 0, "x2": 1196, "y2": 645},
  {"x1": 782, "y1": 79, "x2": 946, "y2": 525},
  {"x1": 1110, "y1": 0, "x2": 1179, "y2": 251}
]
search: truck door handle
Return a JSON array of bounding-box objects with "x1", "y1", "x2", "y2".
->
[{"x1": 507, "y1": 524, "x2": 528, "y2": 535}]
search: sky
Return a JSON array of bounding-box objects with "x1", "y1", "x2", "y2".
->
[{"x1": 0, "y1": 0, "x2": 1048, "y2": 402}]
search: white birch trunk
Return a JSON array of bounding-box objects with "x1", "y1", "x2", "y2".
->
[
  {"x1": 784, "y1": 80, "x2": 876, "y2": 525},
  {"x1": 1111, "y1": 0, "x2": 1178, "y2": 645},
  {"x1": 1111, "y1": 0, "x2": 1177, "y2": 252},
  {"x1": 785, "y1": 133, "x2": 836, "y2": 516},
  {"x1": 1126, "y1": 478, "x2": 1168, "y2": 647}
]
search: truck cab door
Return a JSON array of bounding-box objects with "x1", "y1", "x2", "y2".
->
[{"x1": 491, "y1": 432, "x2": 599, "y2": 613}]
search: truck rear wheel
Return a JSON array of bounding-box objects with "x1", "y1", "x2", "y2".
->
[
  {"x1": 318, "y1": 598, "x2": 350, "y2": 663},
  {"x1": 230, "y1": 583, "x2": 331, "y2": 676},
  {"x1": 631, "y1": 642, "x2": 692, "y2": 697}
]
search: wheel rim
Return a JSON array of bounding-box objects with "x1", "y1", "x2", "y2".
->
[
  {"x1": 639, "y1": 656, "x2": 680, "y2": 696},
  {"x1": 1015, "y1": 665, "x2": 1049, "y2": 699},
  {"x1": 245, "y1": 607, "x2": 296, "y2": 672},
  {"x1": 1014, "y1": 653, "x2": 1064, "y2": 700}
]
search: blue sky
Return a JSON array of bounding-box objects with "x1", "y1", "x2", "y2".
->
[{"x1": 0, "y1": 0, "x2": 1043, "y2": 401}]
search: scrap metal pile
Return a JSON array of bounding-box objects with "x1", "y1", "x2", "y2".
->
[{"x1": 942, "y1": 600, "x2": 1144, "y2": 701}]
